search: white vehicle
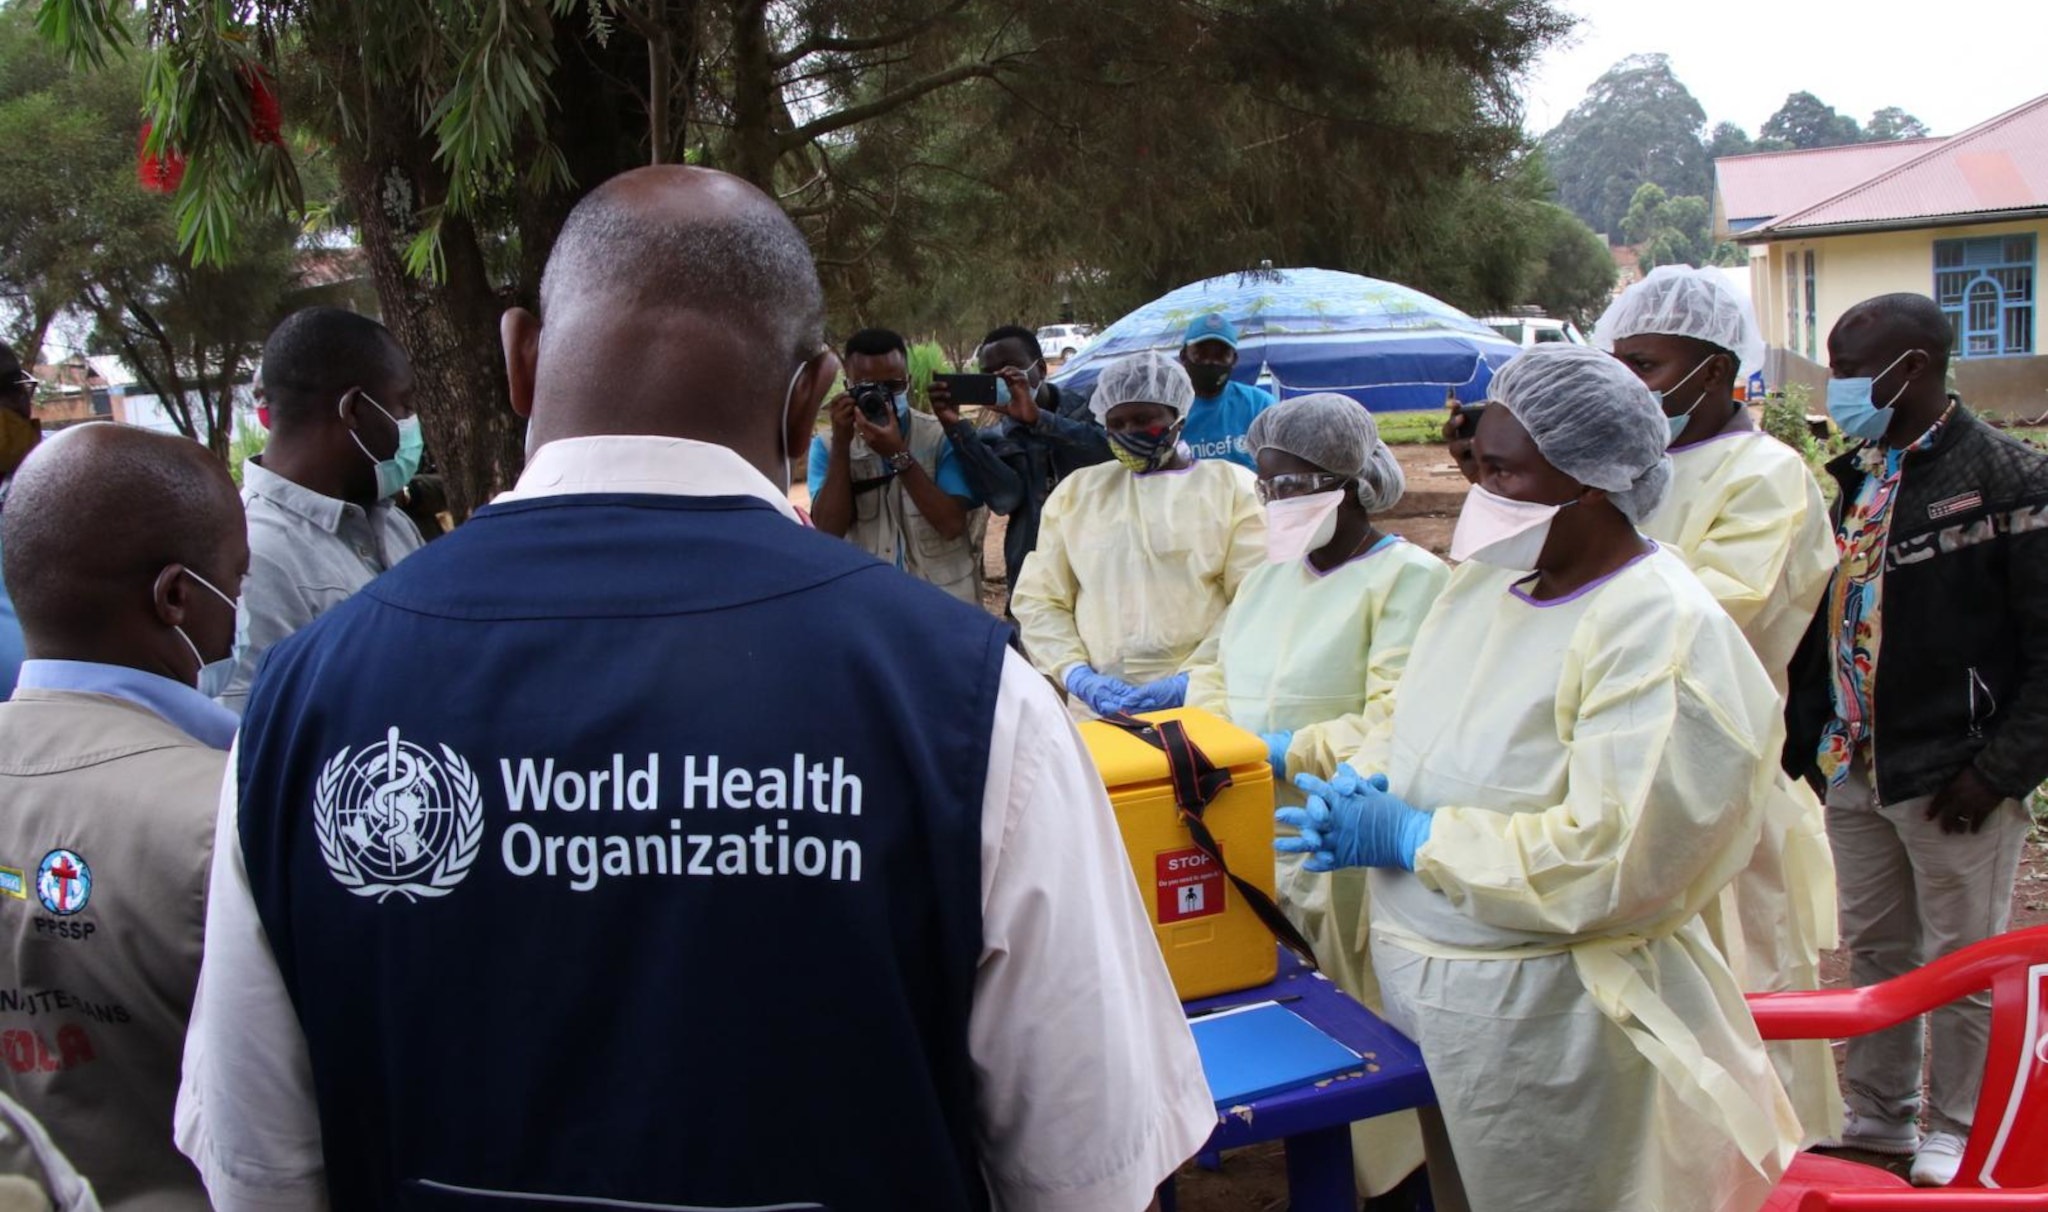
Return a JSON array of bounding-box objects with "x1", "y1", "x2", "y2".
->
[
  {"x1": 1479, "y1": 315, "x2": 1587, "y2": 348},
  {"x1": 1036, "y1": 324, "x2": 1097, "y2": 361}
]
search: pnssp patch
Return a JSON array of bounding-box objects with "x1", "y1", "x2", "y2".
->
[{"x1": 34, "y1": 851, "x2": 90, "y2": 916}]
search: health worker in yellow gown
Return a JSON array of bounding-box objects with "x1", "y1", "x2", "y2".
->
[
  {"x1": 1184, "y1": 391, "x2": 1447, "y2": 1201},
  {"x1": 1597, "y1": 264, "x2": 1843, "y2": 1145},
  {"x1": 1280, "y1": 344, "x2": 1800, "y2": 1212},
  {"x1": 1013, "y1": 351, "x2": 1264, "y2": 718}
]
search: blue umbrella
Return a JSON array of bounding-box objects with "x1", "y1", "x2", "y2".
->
[{"x1": 1052, "y1": 267, "x2": 1520, "y2": 412}]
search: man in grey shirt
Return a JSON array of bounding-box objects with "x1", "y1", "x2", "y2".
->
[{"x1": 220, "y1": 308, "x2": 426, "y2": 713}]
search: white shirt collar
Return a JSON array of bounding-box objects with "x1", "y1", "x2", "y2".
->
[{"x1": 493, "y1": 436, "x2": 801, "y2": 524}]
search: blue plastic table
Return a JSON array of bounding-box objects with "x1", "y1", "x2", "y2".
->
[{"x1": 1159, "y1": 949, "x2": 1435, "y2": 1212}]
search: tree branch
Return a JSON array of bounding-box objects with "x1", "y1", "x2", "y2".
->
[
  {"x1": 771, "y1": 0, "x2": 972, "y2": 71},
  {"x1": 779, "y1": 61, "x2": 996, "y2": 150},
  {"x1": 779, "y1": 50, "x2": 914, "y2": 90}
]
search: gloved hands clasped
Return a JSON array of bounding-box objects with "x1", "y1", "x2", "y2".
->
[
  {"x1": 1064, "y1": 666, "x2": 1188, "y2": 716},
  {"x1": 1065, "y1": 665, "x2": 1140, "y2": 716},
  {"x1": 1275, "y1": 764, "x2": 1433, "y2": 872},
  {"x1": 1123, "y1": 672, "x2": 1188, "y2": 712}
]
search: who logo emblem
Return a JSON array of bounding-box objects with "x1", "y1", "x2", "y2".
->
[{"x1": 313, "y1": 727, "x2": 484, "y2": 903}]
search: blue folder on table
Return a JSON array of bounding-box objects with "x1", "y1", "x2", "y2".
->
[{"x1": 1190, "y1": 1000, "x2": 1364, "y2": 1105}]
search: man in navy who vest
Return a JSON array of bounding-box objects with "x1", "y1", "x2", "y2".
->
[{"x1": 174, "y1": 165, "x2": 1214, "y2": 1211}]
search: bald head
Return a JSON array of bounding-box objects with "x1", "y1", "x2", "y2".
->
[
  {"x1": 1833, "y1": 293, "x2": 1953, "y2": 369},
  {"x1": 540, "y1": 168, "x2": 823, "y2": 361},
  {"x1": 259, "y1": 308, "x2": 410, "y2": 429},
  {"x1": 3, "y1": 425, "x2": 245, "y2": 663},
  {"x1": 507, "y1": 166, "x2": 838, "y2": 482}
]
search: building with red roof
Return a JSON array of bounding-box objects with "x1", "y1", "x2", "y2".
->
[{"x1": 1715, "y1": 93, "x2": 2046, "y2": 411}]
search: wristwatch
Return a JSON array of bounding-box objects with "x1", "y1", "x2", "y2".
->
[{"x1": 886, "y1": 450, "x2": 917, "y2": 473}]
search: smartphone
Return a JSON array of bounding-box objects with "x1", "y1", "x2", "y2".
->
[
  {"x1": 1453, "y1": 402, "x2": 1488, "y2": 440},
  {"x1": 935, "y1": 372, "x2": 1002, "y2": 406}
]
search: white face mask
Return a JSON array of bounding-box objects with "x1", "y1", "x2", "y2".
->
[
  {"x1": 1449, "y1": 484, "x2": 1579, "y2": 569},
  {"x1": 1656, "y1": 355, "x2": 1717, "y2": 446},
  {"x1": 171, "y1": 568, "x2": 246, "y2": 698},
  {"x1": 1262, "y1": 489, "x2": 1345, "y2": 565},
  {"x1": 779, "y1": 357, "x2": 813, "y2": 494}
]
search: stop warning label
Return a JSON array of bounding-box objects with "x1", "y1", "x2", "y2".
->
[{"x1": 1156, "y1": 847, "x2": 1225, "y2": 924}]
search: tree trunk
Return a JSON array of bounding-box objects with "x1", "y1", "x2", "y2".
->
[
  {"x1": 337, "y1": 128, "x2": 523, "y2": 519},
  {"x1": 729, "y1": 0, "x2": 781, "y2": 188}
]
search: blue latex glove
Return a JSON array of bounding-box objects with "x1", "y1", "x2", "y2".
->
[
  {"x1": 1261, "y1": 731, "x2": 1294, "y2": 780},
  {"x1": 1274, "y1": 763, "x2": 1432, "y2": 871},
  {"x1": 1124, "y1": 672, "x2": 1189, "y2": 712},
  {"x1": 1065, "y1": 664, "x2": 1139, "y2": 716}
]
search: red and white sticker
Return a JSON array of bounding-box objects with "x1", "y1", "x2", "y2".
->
[{"x1": 1156, "y1": 847, "x2": 1225, "y2": 923}]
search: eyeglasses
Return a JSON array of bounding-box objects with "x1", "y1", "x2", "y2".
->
[
  {"x1": 1255, "y1": 471, "x2": 1348, "y2": 504},
  {"x1": 4, "y1": 373, "x2": 37, "y2": 393}
]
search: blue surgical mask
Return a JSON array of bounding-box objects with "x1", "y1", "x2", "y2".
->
[
  {"x1": 893, "y1": 390, "x2": 910, "y2": 415},
  {"x1": 1654, "y1": 356, "x2": 1716, "y2": 446},
  {"x1": 1826, "y1": 349, "x2": 1920, "y2": 443},
  {"x1": 172, "y1": 568, "x2": 246, "y2": 698},
  {"x1": 346, "y1": 392, "x2": 425, "y2": 500}
]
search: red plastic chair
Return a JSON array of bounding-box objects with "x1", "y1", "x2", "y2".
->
[{"x1": 1747, "y1": 925, "x2": 2048, "y2": 1211}]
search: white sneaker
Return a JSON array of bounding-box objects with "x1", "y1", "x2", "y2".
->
[
  {"x1": 1822, "y1": 1108, "x2": 1920, "y2": 1156},
  {"x1": 1910, "y1": 1131, "x2": 1965, "y2": 1186}
]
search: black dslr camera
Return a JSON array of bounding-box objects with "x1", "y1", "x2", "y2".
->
[{"x1": 850, "y1": 381, "x2": 895, "y2": 424}]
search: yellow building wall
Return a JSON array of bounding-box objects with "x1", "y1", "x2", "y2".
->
[{"x1": 1749, "y1": 217, "x2": 2046, "y2": 360}]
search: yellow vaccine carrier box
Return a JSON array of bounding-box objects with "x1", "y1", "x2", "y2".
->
[{"x1": 1079, "y1": 707, "x2": 1280, "y2": 1000}]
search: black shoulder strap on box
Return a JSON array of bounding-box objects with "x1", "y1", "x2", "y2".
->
[{"x1": 1099, "y1": 713, "x2": 1319, "y2": 970}]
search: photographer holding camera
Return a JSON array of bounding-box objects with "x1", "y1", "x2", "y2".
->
[
  {"x1": 929, "y1": 326, "x2": 1111, "y2": 608},
  {"x1": 808, "y1": 328, "x2": 982, "y2": 604}
]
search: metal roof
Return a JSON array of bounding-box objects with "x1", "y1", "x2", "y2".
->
[
  {"x1": 1714, "y1": 139, "x2": 1942, "y2": 227},
  {"x1": 1756, "y1": 92, "x2": 2048, "y2": 236}
]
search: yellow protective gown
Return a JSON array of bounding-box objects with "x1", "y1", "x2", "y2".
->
[
  {"x1": 1012, "y1": 460, "x2": 1265, "y2": 689},
  {"x1": 1641, "y1": 430, "x2": 1837, "y2": 694},
  {"x1": 1641, "y1": 430, "x2": 1843, "y2": 1144},
  {"x1": 1184, "y1": 536, "x2": 1448, "y2": 1197},
  {"x1": 1355, "y1": 548, "x2": 1800, "y2": 1212}
]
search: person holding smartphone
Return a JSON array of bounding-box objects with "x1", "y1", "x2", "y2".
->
[
  {"x1": 929, "y1": 326, "x2": 1110, "y2": 606},
  {"x1": 808, "y1": 327, "x2": 982, "y2": 604}
]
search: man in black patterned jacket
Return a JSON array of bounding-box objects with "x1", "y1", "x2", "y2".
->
[{"x1": 1787, "y1": 292, "x2": 2048, "y2": 1186}]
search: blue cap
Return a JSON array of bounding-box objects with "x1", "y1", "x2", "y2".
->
[{"x1": 1182, "y1": 313, "x2": 1239, "y2": 350}]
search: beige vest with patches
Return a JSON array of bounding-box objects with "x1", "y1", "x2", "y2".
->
[
  {"x1": 0, "y1": 690, "x2": 221, "y2": 1211},
  {"x1": 844, "y1": 408, "x2": 979, "y2": 604}
]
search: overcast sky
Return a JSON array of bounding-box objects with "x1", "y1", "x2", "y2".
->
[{"x1": 1520, "y1": 0, "x2": 2045, "y2": 139}]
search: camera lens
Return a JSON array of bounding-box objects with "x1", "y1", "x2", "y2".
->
[{"x1": 852, "y1": 383, "x2": 892, "y2": 422}]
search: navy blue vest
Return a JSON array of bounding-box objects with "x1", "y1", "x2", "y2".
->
[{"x1": 237, "y1": 493, "x2": 1007, "y2": 1211}]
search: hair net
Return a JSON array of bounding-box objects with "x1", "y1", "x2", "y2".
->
[
  {"x1": 1246, "y1": 393, "x2": 1406, "y2": 512},
  {"x1": 1489, "y1": 344, "x2": 1672, "y2": 523},
  {"x1": 1593, "y1": 265, "x2": 1765, "y2": 379},
  {"x1": 1089, "y1": 350, "x2": 1194, "y2": 423}
]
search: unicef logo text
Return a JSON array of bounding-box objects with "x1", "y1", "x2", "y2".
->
[{"x1": 314, "y1": 727, "x2": 484, "y2": 903}]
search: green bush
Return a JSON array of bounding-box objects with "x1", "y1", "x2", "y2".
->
[
  {"x1": 1375, "y1": 410, "x2": 1449, "y2": 446},
  {"x1": 228, "y1": 420, "x2": 268, "y2": 487},
  {"x1": 906, "y1": 341, "x2": 952, "y2": 411},
  {"x1": 1760, "y1": 385, "x2": 1823, "y2": 463}
]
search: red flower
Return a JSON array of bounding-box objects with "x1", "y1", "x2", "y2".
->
[
  {"x1": 136, "y1": 122, "x2": 186, "y2": 193},
  {"x1": 241, "y1": 64, "x2": 283, "y2": 146}
]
